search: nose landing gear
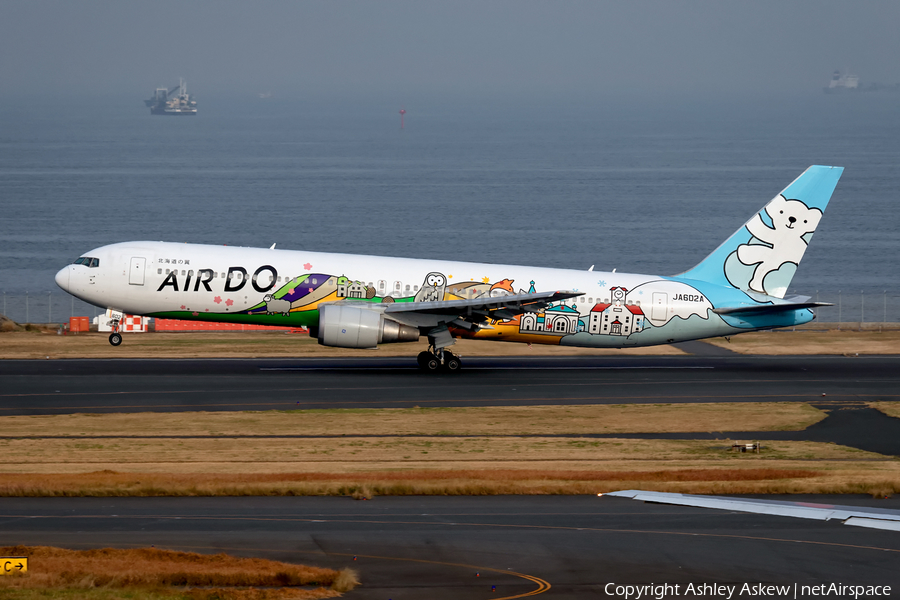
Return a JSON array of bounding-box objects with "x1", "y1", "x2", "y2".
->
[{"x1": 108, "y1": 319, "x2": 122, "y2": 346}]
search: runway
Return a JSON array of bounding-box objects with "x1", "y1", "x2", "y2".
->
[
  {"x1": 2, "y1": 495, "x2": 898, "y2": 598},
  {"x1": 3, "y1": 355, "x2": 900, "y2": 597},
  {"x1": 1, "y1": 355, "x2": 899, "y2": 415}
]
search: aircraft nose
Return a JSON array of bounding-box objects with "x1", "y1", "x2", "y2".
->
[{"x1": 55, "y1": 266, "x2": 70, "y2": 292}]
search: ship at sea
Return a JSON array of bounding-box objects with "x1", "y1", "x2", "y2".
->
[
  {"x1": 145, "y1": 78, "x2": 197, "y2": 115},
  {"x1": 824, "y1": 70, "x2": 900, "y2": 94},
  {"x1": 823, "y1": 70, "x2": 859, "y2": 93}
]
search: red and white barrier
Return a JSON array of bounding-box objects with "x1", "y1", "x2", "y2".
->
[
  {"x1": 94, "y1": 314, "x2": 148, "y2": 333},
  {"x1": 153, "y1": 319, "x2": 307, "y2": 333}
]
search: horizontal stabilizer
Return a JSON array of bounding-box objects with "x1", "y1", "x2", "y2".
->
[{"x1": 713, "y1": 301, "x2": 832, "y2": 317}]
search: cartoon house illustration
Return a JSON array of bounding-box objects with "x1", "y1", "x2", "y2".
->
[
  {"x1": 589, "y1": 286, "x2": 645, "y2": 336},
  {"x1": 336, "y1": 276, "x2": 367, "y2": 299},
  {"x1": 519, "y1": 303, "x2": 580, "y2": 335}
]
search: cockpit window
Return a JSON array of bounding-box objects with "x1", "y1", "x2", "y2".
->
[{"x1": 72, "y1": 257, "x2": 99, "y2": 267}]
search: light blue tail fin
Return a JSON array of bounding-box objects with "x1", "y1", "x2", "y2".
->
[{"x1": 675, "y1": 165, "x2": 843, "y2": 298}]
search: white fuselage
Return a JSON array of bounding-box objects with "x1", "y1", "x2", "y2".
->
[{"x1": 55, "y1": 241, "x2": 812, "y2": 349}]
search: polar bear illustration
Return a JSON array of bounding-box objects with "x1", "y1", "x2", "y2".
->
[{"x1": 736, "y1": 195, "x2": 822, "y2": 294}]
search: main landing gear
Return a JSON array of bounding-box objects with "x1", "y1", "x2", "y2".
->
[
  {"x1": 417, "y1": 348, "x2": 461, "y2": 373},
  {"x1": 108, "y1": 319, "x2": 122, "y2": 346}
]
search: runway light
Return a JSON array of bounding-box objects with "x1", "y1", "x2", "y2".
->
[
  {"x1": 476, "y1": 572, "x2": 480, "y2": 577},
  {"x1": 597, "y1": 493, "x2": 603, "y2": 496}
]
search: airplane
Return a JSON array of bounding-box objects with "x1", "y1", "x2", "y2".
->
[{"x1": 55, "y1": 165, "x2": 843, "y2": 371}]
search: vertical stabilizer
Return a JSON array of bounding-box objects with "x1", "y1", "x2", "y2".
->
[{"x1": 676, "y1": 166, "x2": 843, "y2": 298}]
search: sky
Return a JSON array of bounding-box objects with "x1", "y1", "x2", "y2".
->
[{"x1": 2, "y1": 1, "x2": 899, "y2": 103}]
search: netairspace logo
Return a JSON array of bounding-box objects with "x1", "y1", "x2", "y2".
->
[{"x1": 604, "y1": 582, "x2": 892, "y2": 599}]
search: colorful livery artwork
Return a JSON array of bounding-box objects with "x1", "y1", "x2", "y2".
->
[{"x1": 55, "y1": 165, "x2": 844, "y2": 369}]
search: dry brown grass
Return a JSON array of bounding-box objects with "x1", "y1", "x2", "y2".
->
[
  {"x1": 0, "y1": 330, "x2": 685, "y2": 359},
  {"x1": 0, "y1": 466, "x2": 897, "y2": 497},
  {"x1": 0, "y1": 402, "x2": 893, "y2": 496},
  {"x1": 871, "y1": 402, "x2": 900, "y2": 419},
  {"x1": 0, "y1": 403, "x2": 895, "y2": 498},
  {"x1": 0, "y1": 435, "x2": 881, "y2": 477},
  {"x1": 706, "y1": 329, "x2": 900, "y2": 355},
  {"x1": 0, "y1": 546, "x2": 355, "y2": 599},
  {"x1": 0, "y1": 403, "x2": 825, "y2": 438}
]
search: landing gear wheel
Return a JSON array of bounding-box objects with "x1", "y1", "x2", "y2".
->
[
  {"x1": 443, "y1": 353, "x2": 461, "y2": 372},
  {"x1": 423, "y1": 354, "x2": 441, "y2": 373},
  {"x1": 417, "y1": 351, "x2": 432, "y2": 369},
  {"x1": 423, "y1": 355, "x2": 441, "y2": 372},
  {"x1": 109, "y1": 333, "x2": 122, "y2": 346}
]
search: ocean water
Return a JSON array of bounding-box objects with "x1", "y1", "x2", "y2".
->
[{"x1": 1, "y1": 93, "x2": 898, "y2": 323}]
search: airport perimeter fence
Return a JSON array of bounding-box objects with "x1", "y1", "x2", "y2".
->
[{"x1": 2, "y1": 290, "x2": 900, "y2": 331}]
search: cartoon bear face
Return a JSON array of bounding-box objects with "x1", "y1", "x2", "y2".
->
[{"x1": 765, "y1": 195, "x2": 822, "y2": 236}]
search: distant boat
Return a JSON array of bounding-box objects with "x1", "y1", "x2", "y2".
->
[
  {"x1": 823, "y1": 70, "x2": 900, "y2": 94},
  {"x1": 824, "y1": 70, "x2": 859, "y2": 93},
  {"x1": 145, "y1": 78, "x2": 197, "y2": 115}
]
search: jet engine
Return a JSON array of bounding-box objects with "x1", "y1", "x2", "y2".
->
[{"x1": 314, "y1": 304, "x2": 420, "y2": 348}]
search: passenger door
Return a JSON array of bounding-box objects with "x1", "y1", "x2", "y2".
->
[
  {"x1": 652, "y1": 292, "x2": 668, "y2": 321},
  {"x1": 129, "y1": 257, "x2": 146, "y2": 286}
]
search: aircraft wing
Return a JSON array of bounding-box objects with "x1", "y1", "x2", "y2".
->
[
  {"x1": 604, "y1": 490, "x2": 900, "y2": 532},
  {"x1": 381, "y1": 290, "x2": 583, "y2": 329}
]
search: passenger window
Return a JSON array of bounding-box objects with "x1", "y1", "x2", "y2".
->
[
  {"x1": 188, "y1": 270, "x2": 193, "y2": 277},
  {"x1": 166, "y1": 269, "x2": 170, "y2": 274},
  {"x1": 181, "y1": 270, "x2": 185, "y2": 276},
  {"x1": 405, "y1": 285, "x2": 410, "y2": 292},
  {"x1": 157, "y1": 268, "x2": 162, "y2": 274}
]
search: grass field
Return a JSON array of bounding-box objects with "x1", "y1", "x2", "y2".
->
[
  {"x1": 705, "y1": 328, "x2": 900, "y2": 355},
  {"x1": 0, "y1": 403, "x2": 825, "y2": 437},
  {"x1": 0, "y1": 546, "x2": 357, "y2": 599},
  {"x1": 874, "y1": 402, "x2": 900, "y2": 419},
  {"x1": 0, "y1": 404, "x2": 897, "y2": 497}
]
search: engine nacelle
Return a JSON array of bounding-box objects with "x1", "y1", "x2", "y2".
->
[{"x1": 315, "y1": 304, "x2": 420, "y2": 349}]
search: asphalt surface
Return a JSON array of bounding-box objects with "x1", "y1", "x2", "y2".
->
[
  {"x1": 3, "y1": 355, "x2": 900, "y2": 596},
  {"x1": 1, "y1": 355, "x2": 899, "y2": 415},
  {"x1": 2, "y1": 495, "x2": 898, "y2": 599}
]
